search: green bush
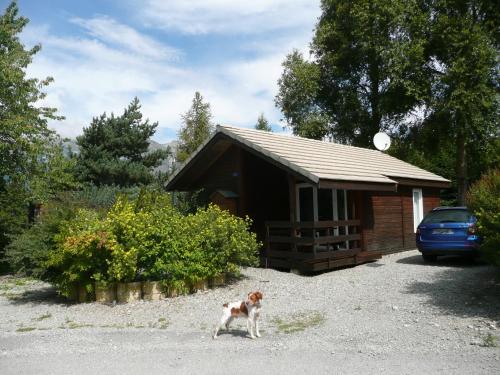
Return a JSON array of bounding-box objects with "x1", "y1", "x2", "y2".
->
[
  {"x1": 4, "y1": 200, "x2": 74, "y2": 279},
  {"x1": 46, "y1": 209, "x2": 113, "y2": 297},
  {"x1": 466, "y1": 169, "x2": 500, "y2": 266},
  {"x1": 188, "y1": 204, "x2": 260, "y2": 277},
  {"x1": 4, "y1": 185, "x2": 143, "y2": 278},
  {"x1": 45, "y1": 192, "x2": 261, "y2": 296}
]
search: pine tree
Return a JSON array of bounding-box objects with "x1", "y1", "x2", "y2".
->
[
  {"x1": 176, "y1": 92, "x2": 214, "y2": 163},
  {"x1": 76, "y1": 97, "x2": 168, "y2": 186},
  {"x1": 255, "y1": 113, "x2": 272, "y2": 132}
]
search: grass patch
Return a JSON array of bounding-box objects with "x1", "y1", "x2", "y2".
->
[
  {"x1": 66, "y1": 322, "x2": 94, "y2": 329},
  {"x1": 14, "y1": 279, "x2": 29, "y2": 286},
  {"x1": 35, "y1": 313, "x2": 52, "y2": 321},
  {"x1": 157, "y1": 317, "x2": 169, "y2": 328},
  {"x1": 0, "y1": 284, "x2": 13, "y2": 291},
  {"x1": 481, "y1": 333, "x2": 498, "y2": 348},
  {"x1": 100, "y1": 324, "x2": 125, "y2": 329},
  {"x1": 272, "y1": 311, "x2": 326, "y2": 334},
  {"x1": 16, "y1": 326, "x2": 36, "y2": 332},
  {"x1": 3, "y1": 292, "x2": 22, "y2": 301}
]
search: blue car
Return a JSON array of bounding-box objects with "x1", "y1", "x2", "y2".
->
[{"x1": 416, "y1": 207, "x2": 480, "y2": 262}]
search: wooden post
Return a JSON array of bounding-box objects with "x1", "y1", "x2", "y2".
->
[
  {"x1": 265, "y1": 223, "x2": 269, "y2": 268},
  {"x1": 356, "y1": 191, "x2": 366, "y2": 252},
  {"x1": 288, "y1": 174, "x2": 298, "y2": 256},
  {"x1": 237, "y1": 147, "x2": 245, "y2": 217}
]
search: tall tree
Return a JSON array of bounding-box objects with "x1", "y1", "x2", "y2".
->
[
  {"x1": 275, "y1": 50, "x2": 330, "y2": 140},
  {"x1": 0, "y1": 2, "x2": 62, "y2": 183},
  {"x1": 420, "y1": 0, "x2": 498, "y2": 204},
  {"x1": 255, "y1": 113, "x2": 272, "y2": 132},
  {"x1": 76, "y1": 97, "x2": 168, "y2": 186},
  {"x1": 176, "y1": 92, "x2": 214, "y2": 163},
  {"x1": 0, "y1": 2, "x2": 71, "y2": 256},
  {"x1": 276, "y1": 0, "x2": 498, "y2": 204},
  {"x1": 391, "y1": 0, "x2": 499, "y2": 204},
  {"x1": 277, "y1": 0, "x2": 424, "y2": 146}
]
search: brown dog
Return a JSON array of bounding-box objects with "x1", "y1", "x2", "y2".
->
[{"x1": 213, "y1": 291, "x2": 263, "y2": 339}]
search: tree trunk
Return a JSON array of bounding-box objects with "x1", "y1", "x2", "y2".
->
[{"x1": 455, "y1": 131, "x2": 467, "y2": 205}]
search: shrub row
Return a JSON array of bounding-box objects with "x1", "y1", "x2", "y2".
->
[
  {"x1": 4, "y1": 185, "x2": 144, "y2": 279},
  {"x1": 45, "y1": 192, "x2": 260, "y2": 298}
]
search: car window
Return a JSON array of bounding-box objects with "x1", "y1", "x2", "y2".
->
[{"x1": 421, "y1": 210, "x2": 471, "y2": 224}]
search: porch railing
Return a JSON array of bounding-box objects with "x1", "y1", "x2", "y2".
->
[{"x1": 264, "y1": 220, "x2": 362, "y2": 263}]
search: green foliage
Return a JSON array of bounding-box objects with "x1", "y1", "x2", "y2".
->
[
  {"x1": 0, "y1": 3, "x2": 73, "y2": 261},
  {"x1": 186, "y1": 204, "x2": 260, "y2": 278},
  {"x1": 277, "y1": 1, "x2": 421, "y2": 146},
  {"x1": 75, "y1": 97, "x2": 169, "y2": 187},
  {"x1": 176, "y1": 92, "x2": 214, "y2": 163},
  {"x1": 255, "y1": 113, "x2": 272, "y2": 132},
  {"x1": 466, "y1": 170, "x2": 500, "y2": 266},
  {"x1": 0, "y1": 2, "x2": 63, "y2": 185},
  {"x1": 172, "y1": 189, "x2": 208, "y2": 215},
  {"x1": 5, "y1": 200, "x2": 73, "y2": 279},
  {"x1": 47, "y1": 209, "x2": 112, "y2": 297},
  {"x1": 4, "y1": 185, "x2": 144, "y2": 279},
  {"x1": 45, "y1": 192, "x2": 260, "y2": 296},
  {"x1": 418, "y1": 0, "x2": 499, "y2": 203},
  {"x1": 275, "y1": 50, "x2": 329, "y2": 140},
  {"x1": 276, "y1": 0, "x2": 499, "y2": 203}
]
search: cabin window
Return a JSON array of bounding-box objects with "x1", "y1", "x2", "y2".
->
[
  {"x1": 318, "y1": 188, "x2": 333, "y2": 221},
  {"x1": 298, "y1": 185, "x2": 315, "y2": 222},
  {"x1": 412, "y1": 188, "x2": 424, "y2": 232}
]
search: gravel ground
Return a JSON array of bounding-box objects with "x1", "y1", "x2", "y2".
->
[{"x1": 0, "y1": 250, "x2": 499, "y2": 375}]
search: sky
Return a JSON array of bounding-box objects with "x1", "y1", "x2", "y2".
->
[{"x1": 8, "y1": 0, "x2": 321, "y2": 143}]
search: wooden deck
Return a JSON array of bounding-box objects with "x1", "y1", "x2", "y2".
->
[{"x1": 264, "y1": 220, "x2": 381, "y2": 272}]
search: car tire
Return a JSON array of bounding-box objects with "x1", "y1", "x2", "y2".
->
[{"x1": 422, "y1": 254, "x2": 437, "y2": 262}]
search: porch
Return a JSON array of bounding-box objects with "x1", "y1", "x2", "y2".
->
[
  {"x1": 265, "y1": 221, "x2": 384, "y2": 272},
  {"x1": 263, "y1": 181, "x2": 382, "y2": 272}
]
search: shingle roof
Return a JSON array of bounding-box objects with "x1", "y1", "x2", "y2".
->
[
  {"x1": 218, "y1": 125, "x2": 449, "y2": 185},
  {"x1": 166, "y1": 125, "x2": 450, "y2": 189}
]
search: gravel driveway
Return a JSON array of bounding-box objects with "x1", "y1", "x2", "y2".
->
[{"x1": 0, "y1": 250, "x2": 499, "y2": 375}]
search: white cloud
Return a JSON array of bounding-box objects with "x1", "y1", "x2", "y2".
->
[
  {"x1": 21, "y1": 2, "x2": 320, "y2": 142},
  {"x1": 70, "y1": 15, "x2": 181, "y2": 60},
  {"x1": 137, "y1": 0, "x2": 320, "y2": 35}
]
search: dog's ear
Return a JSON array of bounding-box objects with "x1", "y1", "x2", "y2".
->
[
  {"x1": 255, "y1": 291, "x2": 263, "y2": 300},
  {"x1": 248, "y1": 292, "x2": 257, "y2": 304}
]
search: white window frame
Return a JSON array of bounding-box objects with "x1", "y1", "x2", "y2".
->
[
  {"x1": 296, "y1": 183, "x2": 318, "y2": 222},
  {"x1": 412, "y1": 188, "x2": 424, "y2": 232}
]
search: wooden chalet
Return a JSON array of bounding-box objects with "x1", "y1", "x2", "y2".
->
[{"x1": 166, "y1": 125, "x2": 450, "y2": 272}]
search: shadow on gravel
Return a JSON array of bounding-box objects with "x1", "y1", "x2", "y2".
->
[
  {"x1": 215, "y1": 329, "x2": 250, "y2": 339},
  {"x1": 8, "y1": 285, "x2": 70, "y2": 306},
  {"x1": 396, "y1": 254, "x2": 482, "y2": 267},
  {"x1": 402, "y1": 255, "x2": 500, "y2": 320}
]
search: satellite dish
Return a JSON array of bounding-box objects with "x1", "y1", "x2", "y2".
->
[{"x1": 373, "y1": 132, "x2": 391, "y2": 151}]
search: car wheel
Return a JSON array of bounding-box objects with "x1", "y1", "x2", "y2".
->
[{"x1": 422, "y1": 254, "x2": 437, "y2": 262}]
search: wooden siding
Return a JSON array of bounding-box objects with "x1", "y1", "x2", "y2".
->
[
  {"x1": 196, "y1": 145, "x2": 241, "y2": 195},
  {"x1": 362, "y1": 187, "x2": 441, "y2": 254},
  {"x1": 242, "y1": 150, "x2": 289, "y2": 241}
]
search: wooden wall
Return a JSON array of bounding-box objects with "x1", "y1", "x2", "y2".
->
[
  {"x1": 195, "y1": 144, "x2": 290, "y2": 241},
  {"x1": 242, "y1": 150, "x2": 290, "y2": 241},
  {"x1": 362, "y1": 187, "x2": 441, "y2": 254},
  {"x1": 196, "y1": 145, "x2": 241, "y2": 197}
]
